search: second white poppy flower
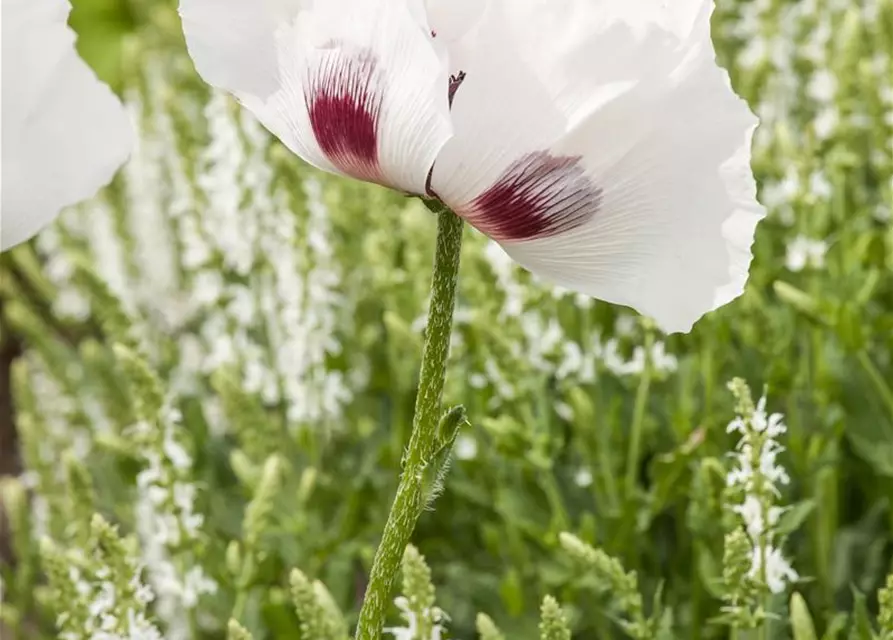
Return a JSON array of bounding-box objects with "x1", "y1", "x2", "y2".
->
[{"x1": 179, "y1": 0, "x2": 765, "y2": 333}]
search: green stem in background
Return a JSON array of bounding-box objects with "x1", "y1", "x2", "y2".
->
[
  {"x1": 624, "y1": 330, "x2": 654, "y2": 499},
  {"x1": 857, "y1": 349, "x2": 893, "y2": 421},
  {"x1": 355, "y1": 204, "x2": 465, "y2": 640}
]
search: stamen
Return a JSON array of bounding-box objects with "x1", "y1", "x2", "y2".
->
[{"x1": 448, "y1": 71, "x2": 466, "y2": 106}]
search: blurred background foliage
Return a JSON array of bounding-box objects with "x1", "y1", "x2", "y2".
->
[{"x1": 1, "y1": 0, "x2": 892, "y2": 638}]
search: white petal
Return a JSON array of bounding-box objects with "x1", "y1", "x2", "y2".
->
[
  {"x1": 425, "y1": 0, "x2": 486, "y2": 43},
  {"x1": 430, "y1": 0, "x2": 764, "y2": 333},
  {"x1": 180, "y1": 0, "x2": 453, "y2": 195},
  {"x1": 429, "y1": 0, "x2": 567, "y2": 206},
  {"x1": 1, "y1": 0, "x2": 133, "y2": 251},
  {"x1": 179, "y1": 0, "x2": 302, "y2": 98},
  {"x1": 505, "y1": 46, "x2": 763, "y2": 333},
  {"x1": 430, "y1": 0, "x2": 680, "y2": 204},
  {"x1": 498, "y1": 0, "x2": 686, "y2": 128}
]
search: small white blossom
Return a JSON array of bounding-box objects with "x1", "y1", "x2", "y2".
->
[
  {"x1": 601, "y1": 339, "x2": 677, "y2": 377},
  {"x1": 749, "y1": 546, "x2": 799, "y2": 594},
  {"x1": 454, "y1": 434, "x2": 478, "y2": 461},
  {"x1": 813, "y1": 107, "x2": 839, "y2": 139},
  {"x1": 574, "y1": 468, "x2": 594, "y2": 488},
  {"x1": 809, "y1": 171, "x2": 832, "y2": 199},
  {"x1": 383, "y1": 596, "x2": 447, "y2": 640},
  {"x1": 786, "y1": 236, "x2": 827, "y2": 272},
  {"x1": 807, "y1": 70, "x2": 837, "y2": 103}
]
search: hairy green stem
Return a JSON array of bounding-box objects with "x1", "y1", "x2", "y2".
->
[{"x1": 355, "y1": 204, "x2": 464, "y2": 640}]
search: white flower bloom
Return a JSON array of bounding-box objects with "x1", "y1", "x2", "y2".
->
[
  {"x1": 181, "y1": 566, "x2": 218, "y2": 608},
  {"x1": 785, "y1": 235, "x2": 827, "y2": 272},
  {"x1": 124, "y1": 608, "x2": 164, "y2": 640},
  {"x1": 454, "y1": 433, "x2": 478, "y2": 460},
  {"x1": 574, "y1": 468, "x2": 593, "y2": 488},
  {"x1": 809, "y1": 171, "x2": 832, "y2": 200},
  {"x1": 180, "y1": 0, "x2": 765, "y2": 334},
  {"x1": 757, "y1": 440, "x2": 790, "y2": 488},
  {"x1": 807, "y1": 70, "x2": 837, "y2": 103},
  {"x1": 813, "y1": 107, "x2": 839, "y2": 140},
  {"x1": 1, "y1": 0, "x2": 133, "y2": 250},
  {"x1": 614, "y1": 315, "x2": 638, "y2": 337},
  {"x1": 88, "y1": 582, "x2": 117, "y2": 619},
  {"x1": 384, "y1": 596, "x2": 447, "y2": 640},
  {"x1": 738, "y1": 36, "x2": 768, "y2": 69},
  {"x1": 469, "y1": 373, "x2": 487, "y2": 389},
  {"x1": 733, "y1": 495, "x2": 784, "y2": 539},
  {"x1": 601, "y1": 337, "x2": 677, "y2": 377},
  {"x1": 67, "y1": 556, "x2": 163, "y2": 640},
  {"x1": 649, "y1": 341, "x2": 679, "y2": 375},
  {"x1": 750, "y1": 397, "x2": 787, "y2": 439},
  {"x1": 484, "y1": 241, "x2": 526, "y2": 318},
  {"x1": 760, "y1": 171, "x2": 801, "y2": 210},
  {"x1": 555, "y1": 401, "x2": 574, "y2": 421},
  {"x1": 749, "y1": 545, "x2": 799, "y2": 594}
]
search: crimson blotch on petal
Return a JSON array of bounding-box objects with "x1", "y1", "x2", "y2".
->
[{"x1": 180, "y1": 0, "x2": 453, "y2": 195}]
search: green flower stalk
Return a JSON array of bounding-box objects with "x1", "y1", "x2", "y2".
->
[
  {"x1": 61, "y1": 454, "x2": 97, "y2": 548},
  {"x1": 378, "y1": 544, "x2": 448, "y2": 640},
  {"x1": 398, "y1": 545, "x2": 439, "y2": 640},
  {"x1": 539, "y1": 596, "x2": 571, "y2": 640},
  {"x1": 476, "y1": 613, "x2": 506, "y2": 640},
  {"x1": 242, "y1": 455, "x2": 282, "y2": 550},
  {"x1": 113, "y1": 343, "x2": 164, "y2": 421},
  {"x1": 355, "y1": 205, "x2": 465, "y2": 640},
  {"x1": 232, "y1": 455, "x2": 283, "y2": 618},
  {"x1": 290, "y1": 569, "x2": 350, "y2": 640},
  {"x1": 233, "y1": 455, "x2": 284, "y2": 620},
  {"x1": 878, "y1": 571, "x2": 893, "y2": 636},
  {"x1": 558, "y1": 532, "x2": 652, "y2": 638},
  {"x1": 227, "y1": 619, "x2": 255, "y2": 640},
  {"x1": 721, "y1": 379, "x2": 797, "y2": 633},
  {"x1": 720, "y1": 528, "x2": 764, "y2": 629},
  {"x1": 212, "y1": 369, "x2": 283, "y2": 462},
  {"x1": 0, "y1": 477, "x2": 35, "y2": 626},
  {"x1": 41, "y1": 514, "x2": 162, "y2": 640},
  {"x1": 115, "y1": 344, "x2": 217, "y2": 632}
]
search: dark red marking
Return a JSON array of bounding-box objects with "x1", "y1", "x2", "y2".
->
[
  {"x1": 448, "y1": 71, "x2": 466, "y2": 106},
  {"x1": 460, "y1": 152, "x2": 601, "y2": 242},
  {"x1": 306, "y1": 48, "x2": 383, "y2": 183}
]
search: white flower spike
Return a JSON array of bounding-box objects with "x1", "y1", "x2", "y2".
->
[
  {"x1": 1, "y1": 0, "x2": 133, "y2": 251},
  {"x1": 179, "y1": 0, "x2": 765, "y2": 333}
]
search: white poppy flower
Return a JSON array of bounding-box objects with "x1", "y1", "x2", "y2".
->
[
  {"x1": 179, "y1": 0, "x2": 765, "y2": 333},
  {"x1": 1, "y1": 0, "x2": 133, "y2": 251}
]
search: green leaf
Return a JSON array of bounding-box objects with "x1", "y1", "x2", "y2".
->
[
  {"x1": 777, "y1": 500, "x2": 818, "y2": 537},
  {"x1": 848, "y1": 588, "x2": 875, "y2": 640},
  {"x1": 790, "y1": 592, "x2": 818, "y2": 640},
  {"x1": 822, "y1": 613, "x2": 849, "y2": 640}
]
